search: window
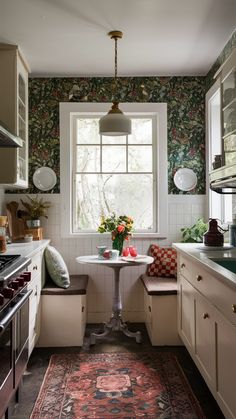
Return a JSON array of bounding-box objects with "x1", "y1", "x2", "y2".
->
[
  {"x1": 206, "y1": 80, "x2": 232, "y2": 223},
  {"x1": 60, "y1": 103, "x2": 167, "y2": 237}
]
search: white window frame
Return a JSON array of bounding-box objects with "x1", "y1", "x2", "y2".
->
[{"x1": 60, "y1": 102, "x2": 168, "y2": 238}]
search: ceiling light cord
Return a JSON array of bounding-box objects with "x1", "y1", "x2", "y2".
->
[
  {"x1": 99, "y1": 30, "x2": 131, "y2": 136},
  {"x1": 114, "y1": 36, "x2": 118, "y2": 80}
]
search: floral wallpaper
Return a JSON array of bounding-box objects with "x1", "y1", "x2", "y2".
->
[
  {"x1": 8, "y1": 31, "x2": 235, "y2": 195},
  {"x1": 22, "y1": 76, "x2": 206, "y2": 195}
]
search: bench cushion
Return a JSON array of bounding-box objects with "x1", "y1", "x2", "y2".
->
[
  {"x1": 141, "y1": 274, "x2": 177, "y2": 295},
  {"x1": 41, "y1": 274, "x2": 89, "y2": 295}
]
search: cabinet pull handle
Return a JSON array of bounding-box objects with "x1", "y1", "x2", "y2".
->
[
  {"x1": 232, "y1": 304, "x2": 236, "y2": 313},
  {"x1": 180, "y1": 263, "x2": 185, "y2": 269},
  {"x1": 82, "y1": 306, "x2": 85, "y2": 313},
  {"x1": 148, "y1": 305, "x2": 151, "y2": 312},
  {"x1": 203, "y1": 313, "x2": 209, "y2": 319},
  {"x1": 33, "y1": 265, "x2": 38, "y2": 270},
  {"x1": 196, "y1": 275, "x2": 202, "y2": 281}
]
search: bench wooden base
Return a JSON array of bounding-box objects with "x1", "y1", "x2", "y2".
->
[
  {"x1": 141, "y1": 275, "x2": 182, "y2": 346},
  {"x1": 37, "y1": 275, "x2": 89, "y2": 347}
]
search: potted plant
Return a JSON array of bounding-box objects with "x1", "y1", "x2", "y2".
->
[
  {"x1": 20, "y1": 195, "x2": 51, "y2": 228},
  {"x1": 180, "y1": 218, "x2": 208, "y2": 243}
]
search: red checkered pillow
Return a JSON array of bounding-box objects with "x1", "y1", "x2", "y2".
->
[{"x1": 147, "y1": 244, "x2": 177, "y2": 277}]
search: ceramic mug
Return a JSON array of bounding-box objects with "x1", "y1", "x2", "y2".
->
[
  {"x1": 97, "y1": 245, "x2": 107, "y2": 259},
  {"x1": 103, "y1": 249, "x2": 119, "y2": 260},
  {"x1": 110, "y1": 249, "x2": 119, "y2": 260}
]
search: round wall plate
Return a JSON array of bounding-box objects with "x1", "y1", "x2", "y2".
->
[
  {"x1": 174, "y1": 168, "x2": 197, "y2": 191},
  {"x1": 33, "y1": 167, "x2": 57, "y2": 191}
]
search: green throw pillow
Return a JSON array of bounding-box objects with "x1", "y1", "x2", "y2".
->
[{"x1": 44, "y1": 245, "x2": 70, "y2": 288}]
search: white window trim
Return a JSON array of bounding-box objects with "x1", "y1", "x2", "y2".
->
[{"x1": 60, "y1": 102, "x2": 168, "y2": 238}]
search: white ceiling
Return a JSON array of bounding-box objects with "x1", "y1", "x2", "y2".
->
[{"x1": 0, "y1": 0, "x2": 235, "y2": 77}]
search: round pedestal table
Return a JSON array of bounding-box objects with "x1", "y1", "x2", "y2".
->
[{"x1": 76, "y1": 255, "x2": 153, "y2": 345}]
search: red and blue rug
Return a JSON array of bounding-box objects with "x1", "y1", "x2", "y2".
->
[{"x1": 30, "y1": 352, "x2": 205, "y2": 418}]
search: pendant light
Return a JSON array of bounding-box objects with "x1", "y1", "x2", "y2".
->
[{"x1": 99, "y1": 31, "x2": 131, "y2": 136}]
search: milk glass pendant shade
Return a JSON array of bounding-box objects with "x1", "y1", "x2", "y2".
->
[
  {"x1": 99, "y1": 31, "x2": 131, "y2": 136},
  {"x1": 99, "y1": 102, "x2": 131, "y2": 136}
]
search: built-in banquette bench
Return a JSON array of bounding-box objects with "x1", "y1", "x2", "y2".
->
[
  {"x1": 37, "y1": 274, "x2": 89, "y2": 347},
  {"x1": 141, "y1": 274, "x2": 182, "y2": 346}
]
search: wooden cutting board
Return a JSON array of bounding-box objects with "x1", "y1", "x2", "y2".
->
[{"x1": 6, "y1": 201, "x2": 26, "y2": 241}]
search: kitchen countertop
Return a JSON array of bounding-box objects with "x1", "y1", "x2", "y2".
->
[
  {"x1": 3, "y1": 239, "x2": 50, "y2": 259},
  {"x1": 173, "y1": 243, "x2": 236, "y2": 291}
]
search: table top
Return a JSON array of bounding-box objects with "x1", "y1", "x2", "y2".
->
[{"x1": 76, "y1": 255, "x2": 154, "y2": 268}]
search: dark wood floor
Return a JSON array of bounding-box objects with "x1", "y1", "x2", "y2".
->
[{"x1": 10, "y1": 324, "x2": 225, "y2": 419}]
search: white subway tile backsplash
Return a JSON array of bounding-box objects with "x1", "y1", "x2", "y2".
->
[{"x1": 3, "y1": 193, "x2": 206, "y2": 322}]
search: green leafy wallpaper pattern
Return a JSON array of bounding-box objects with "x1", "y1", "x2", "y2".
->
[
  {"x1": 25, "y1": 75, "x2": 206, "y2": 194},
  {"x1": 10, "y1": 30, "x2": 235, "y2": 195}
]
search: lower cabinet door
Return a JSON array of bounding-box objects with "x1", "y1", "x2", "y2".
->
[
  {"x1": 179, "y1": 276, "x2": 195, "y2": 351},
  {"x1": 195, "y1": 292, "x2": 216, "y2": 392},
  {"x1": 216, "y1": 311, "x2": 236, "y2": 419}
]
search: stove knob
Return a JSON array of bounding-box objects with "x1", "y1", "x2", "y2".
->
[
  {"x1": 0, "y1": 293, "x2": 4, "y2": 305},
  {"x1": 10, "y1": 280, "x2": 19, "y2": 290},
  {"x1": 3, "y1": 287, "x2": 14, "y2": 299},
  {"x1": 20, "y1": 272, "x2": 31, "y2": 282},
  {"x1": 16, "y1": 276, "x2": 25, "y2": 287}
]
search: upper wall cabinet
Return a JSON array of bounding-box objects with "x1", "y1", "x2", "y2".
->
[
  {"x1": 209, "y1": 48, "x2": 236, "y2": 193},
  {"x1": 0, "y1": 43, "x2": 30, "y2": 188},
  {"x1": 221, "y1": 50, "x2": 236, "y2": 166}
]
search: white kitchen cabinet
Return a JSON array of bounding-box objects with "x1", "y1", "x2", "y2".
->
[
  {"x1": 0, "y1": 43, "x2": 29, "y2": 188},
  {"x1": 215, "y1": 309, "x2": 236, "y2": 419},
  {"x1": 195, "y1": 291, "x2": 216, "y2": 391},
  {"x1": 177, "y1": 250, "x2": 236, "y2": 419},
  {"x1": 27, "y1": 250, "x2": 44, "y2": 355},
  {"x1": 179, "y1": 275, "x2": 195, "y2": 352}
]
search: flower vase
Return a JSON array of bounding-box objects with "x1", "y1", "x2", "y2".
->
[{"x1": 112, "y1": 233, "x2": 124, "y2": 255}]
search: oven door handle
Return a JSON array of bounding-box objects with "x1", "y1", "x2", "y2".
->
[{"x1": 0, "y1": 289, "x2": 32, "y2": 334}]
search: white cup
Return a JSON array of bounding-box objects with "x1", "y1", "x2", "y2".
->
[{"x1": 110, "y1": 249, "x2": 119, "y2": 260}]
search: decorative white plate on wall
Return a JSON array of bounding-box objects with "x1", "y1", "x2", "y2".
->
[
  {"x1": 174, "y1": 168, "x2": 197, "y2": 191},
  {"x1": 33, "y1": 167, "x2": 57, "y2": 191}
]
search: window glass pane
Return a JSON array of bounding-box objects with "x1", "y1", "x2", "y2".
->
[
  {"x1": 76, "y1": 118, "x2": 100, "y2": 144},
  {"x1": 76, "y1": 145, "x2": 100, "y2": 172},
  {"x1": 129, "y1": 119, "x2": 152, "y2": 144},
  {"x1": 74, "y1": 174, "x2": 153, "y2": 231},
  {"x1": 128, "y1": 146, "x2": 152, "y2": 172},
  {"x1": 102, "y1": 135, "x2": 126, "y2": 144},
  {"x1": 102, "y1": 146, "x2": 126, "y2": 172}
]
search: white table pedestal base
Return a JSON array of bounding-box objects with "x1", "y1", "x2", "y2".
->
[{"x1": 90, "y1": 266, "x2": 142, "y2": 345}]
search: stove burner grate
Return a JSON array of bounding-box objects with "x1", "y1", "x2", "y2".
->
[{"x1": 0, "y1": 255, "x2": 21, "y2": 272}]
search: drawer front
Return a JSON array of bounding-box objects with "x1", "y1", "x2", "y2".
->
[
  {"x1": 28, "y1": 251, "x2": 42, "y2": 282},
  {"x1": 179, "y1": 254, "x2": 236, "y2": 326}
]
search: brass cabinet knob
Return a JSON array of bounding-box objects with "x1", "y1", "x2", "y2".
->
[
  {"x1": 203, "y1": 313, "x2": 209, "y2": 319},
  {"x1": 232, "y1": 304, "x2": 236, "y2": 313},
  {"x1": 180, "y1": 263, "x2": 185, "y2": 269},
  {"x1": 196, "y1": 275, "x2": 202, "y2": 282}
]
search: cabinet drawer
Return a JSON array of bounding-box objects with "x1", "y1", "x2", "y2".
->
[
  {"x1": 27, "y1": 252, "x2": 42, "y2": 281},
  {"x1": 179, "y1": 254, "x2": 236, "y2": 326}
]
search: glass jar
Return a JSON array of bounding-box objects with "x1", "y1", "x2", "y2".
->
[{"x1": 0, "y1": 226, "x2": 6, "y2": 253}]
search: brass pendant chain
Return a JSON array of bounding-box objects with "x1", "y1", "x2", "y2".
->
[{"x1": 114, "y1": 36, "x2": 118, "y2": 102}]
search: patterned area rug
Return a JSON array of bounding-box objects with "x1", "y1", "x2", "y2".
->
[{"x1": 30, "y1": 352, "x2": 205, "y2": 418}]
